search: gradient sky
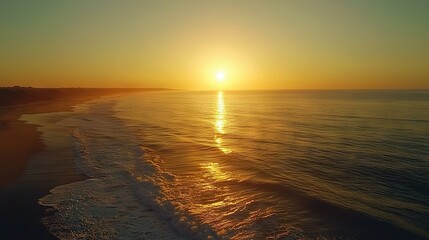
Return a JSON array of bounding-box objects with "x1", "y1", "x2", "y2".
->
[{"x1": 1, "y1": 0, "x2": 428, "y2": 90}]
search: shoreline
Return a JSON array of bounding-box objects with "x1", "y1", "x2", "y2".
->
[
  {"x1": 0, "y1": 97, "x2": 101, "y2": 239},
  {"x1": 0, "y1": 95, "x2": 108, "y2": 187},
  {"x1": 0, "y1": 90, "x2": 152, "y2": 239},
  {"x1": 0, "y1": 88, "x2": 165, "y2": 186}
]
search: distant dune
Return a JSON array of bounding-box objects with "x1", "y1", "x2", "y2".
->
[{"x1": 0, "y1": 87, "x2": 168, "y2": 106}]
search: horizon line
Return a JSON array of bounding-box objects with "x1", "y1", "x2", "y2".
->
[{"x1": 1, "y1": 86, "x2": 428, "y2": 91}]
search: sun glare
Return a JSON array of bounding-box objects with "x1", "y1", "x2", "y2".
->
[{"x1": 216, "y1": 71, "x2": 225, "y2": 82}]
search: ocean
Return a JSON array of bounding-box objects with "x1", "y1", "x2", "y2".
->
[{"x1": 36, "y1": 90, "x2": 429, "y2": 239}]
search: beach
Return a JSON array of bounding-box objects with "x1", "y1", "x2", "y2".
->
[
  {"x1": 0, "y1": 101, "x2": 87, "y2": 239},
  {"x1": 0, "y1": 88, "x2": 163, "y2": 239},
  {"x1": 0, "y1": 87, "x2": 166, "y2": 186},
  {"x1": 0, "y1": 98, "x2": 91, "y2": 187}
]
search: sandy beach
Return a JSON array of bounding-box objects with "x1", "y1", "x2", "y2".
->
[
  {"x1": 0, "y1": 87, "x2": 164, "y2": 186},
  {"x1": 0, "y1": 89, "x2": 160, "y2": 239},
  {"x1": 0, "y1": 96, "x2": 107, "y2": 239},
  {"x1": 0, "y1": 99, "x2": 87, "y2": 187}
]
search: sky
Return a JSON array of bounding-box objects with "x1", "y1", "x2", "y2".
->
[{"x1": 0, "y1": 0, "x2": 428, "y2": 90}]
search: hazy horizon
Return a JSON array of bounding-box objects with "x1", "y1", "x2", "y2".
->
[{"x1": 1, "y1": 1, "x2": 428, "y2": 90}]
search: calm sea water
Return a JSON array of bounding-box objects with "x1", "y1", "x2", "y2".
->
[{"x1": 39, "y1": 90, "x2": 429, "y2": 240}]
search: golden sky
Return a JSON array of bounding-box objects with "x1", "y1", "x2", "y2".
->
[{"x1": 0, "y1": 1, "x2": 428, "y2": 90}]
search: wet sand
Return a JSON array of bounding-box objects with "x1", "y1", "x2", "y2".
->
[
  {"x1": 0, "y1": 121, "x2": 44, "y2": 187},
  {"x1": 0, "y1": 97, "x2": 102, "y2": 187}
]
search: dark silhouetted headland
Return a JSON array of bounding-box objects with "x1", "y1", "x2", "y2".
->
[{"x1": 0, "y1": 86, "x2": 169, "y2": 106}]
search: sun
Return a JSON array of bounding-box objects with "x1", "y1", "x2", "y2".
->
[{"x1": 215, "y1": 71, "x2": 225, "y2": 82}]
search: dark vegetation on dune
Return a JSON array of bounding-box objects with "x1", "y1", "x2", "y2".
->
[{"x1": 0, "y1": 86, "x2": 167, "y2": 106}]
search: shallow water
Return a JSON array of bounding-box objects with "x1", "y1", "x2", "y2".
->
[{"x1": 39, "y1": 90, "x2": 429, "y2": 239}]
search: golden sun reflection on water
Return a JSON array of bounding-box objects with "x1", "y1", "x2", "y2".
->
[
  {"x1": 195, "y1": 91, "x2": 233, "y2": 211},
  {"x1": 202, "y1": 162, "x2": 231, "y2": 182},
  {"x1": 214, "y1": 91, "x2": 231, "y2": 154},
  {"x1": 193, "y1": 91, "x2": 235, "y2": 214}
]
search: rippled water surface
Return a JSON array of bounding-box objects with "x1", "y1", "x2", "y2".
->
[{"x1": 40, "y1": 90, "x2": 429, "y2": 240}]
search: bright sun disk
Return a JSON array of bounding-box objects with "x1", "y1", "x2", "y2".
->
[{"x1": 216, "y1": 71, "x2": 225, "y2": 81}]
